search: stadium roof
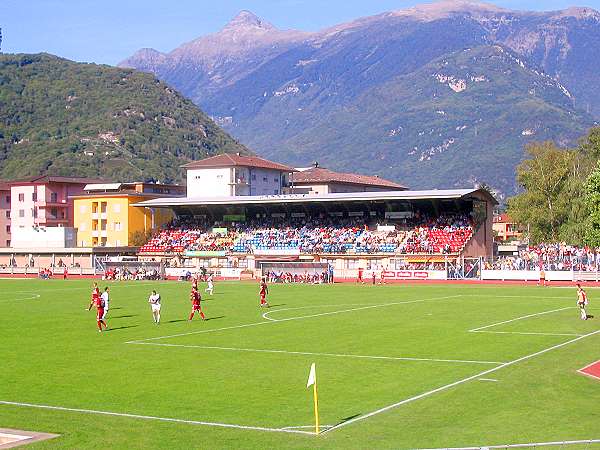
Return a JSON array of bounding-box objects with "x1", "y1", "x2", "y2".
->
[
  {"x1": 292, "y1": 166, "x2": 407, "y2": 190},
  {"x1": 182, "y1": 153, "x2": 296, "y2": 172},
  {"x1": 135, "y1": 188, "x2": 497, "y2": 208}
]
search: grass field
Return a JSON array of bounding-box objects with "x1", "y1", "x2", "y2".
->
[{"x1": 1, "y1": 279, "x2": 599, "y2": 449}]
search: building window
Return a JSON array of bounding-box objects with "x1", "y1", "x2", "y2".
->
[
  {"x1": 5, "y1": 225, "x2": 10, "y2": 233},
  {"x1": 251, "y1": 174, "x2": 256, "y2": 181},
  {"x1": 18, "y1": 193, "x2": 24, "y2": 202},
  {"x1": 5, "y1": 196, "x2": 9, "y2": 203},
  {"x1": 114, "y1": 222, "x2": 122, "y2": 231},
  {"x1": 19, "y1": 209, "x2": 24, "y2": 218},
  {"x1": 6, "y1": 240, "x2": 9, "y2": 246},
  {"x1": 50, "y1": 207, "x2": 58, "y2": 218},
  {"x1": 113, "y1": 204, "x2": 121, "y2": 213},
  {"x1": 5, "y1": 210, "x2": 9, "y2": 218},
  {"x1": 274, "y1": 178, "x2": 278, "y2": 183},
  {"x1": 32, "y1": 192, "x2": 37, "y2": 202},
  {"x1": 263, "y1": 177, "x2": 268, "y2": 182},
  {"x1": 274, "y1": 190, "x2": 278, "y2": 194},
  {"x1": 32, "y1": 208, "x2": 38, "y2": 218},
  {"x1": 50, "y1": 192, "x2": 58, "y2": 203},
  {"x1": 195, "y1": 175, "x2": 201, "y2": 180}
]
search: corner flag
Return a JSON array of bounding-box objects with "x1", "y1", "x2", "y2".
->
[
  {"x1": 306, "y1": 362, "x2": 319, "y2": 434},
  {"x1": 307, "y1": 363, "x2": 316, "y2": 387}
]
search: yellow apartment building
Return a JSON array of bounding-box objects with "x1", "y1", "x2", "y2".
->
[{"x1": 72, "y1": 182, "x2": 185, "y2": 247}]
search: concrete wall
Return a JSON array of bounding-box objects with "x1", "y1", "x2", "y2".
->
[
  {"x1": 0, "y1": 188, "x2": 10, "y2": 247},
  {"x1": 186, "y1": 167, "x2": 286, "y2": 197},
  {"x1": 11, "y1": 227, "x2": 76, "y2": 249}
]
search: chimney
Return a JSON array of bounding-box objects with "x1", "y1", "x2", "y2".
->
[{"x1": 314, "y1": 161, "x2": 319, "y2": 168}]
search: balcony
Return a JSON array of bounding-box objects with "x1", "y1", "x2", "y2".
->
[
  {"x1": 35, "y1": 217, "x2": 68, "y2": 225},
  {"x1": 228, "y1": 178, "x2": 249, "y2": 186},
  {"x1": 35, "y1": 200, "x2": 68, "y2": 208}
]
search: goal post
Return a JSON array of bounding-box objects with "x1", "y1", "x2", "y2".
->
[{"x1": 259, "y1": 261, "x2": 333, "y2": 283}]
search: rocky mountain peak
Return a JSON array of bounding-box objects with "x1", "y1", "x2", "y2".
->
[
  {"x1": 222, "y1": 10, "x2": 277, "y2": 33},
  {"x1": 392, "y1": 0, "x2": 507, "y2": 21}
]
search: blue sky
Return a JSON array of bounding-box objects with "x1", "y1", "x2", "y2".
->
[{"x1": 1, "y1": 0, "x2": 599, "y2": 65}]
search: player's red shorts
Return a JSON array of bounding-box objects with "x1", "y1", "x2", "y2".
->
[
  {"x1": 192, "y1": 303, "x2": 201, "y2": 311},
  {"x1": 260, "y1": 293, "x2": 266, "y2": 301},
  {"x1": 96, "y1": 308, "x2": 104, "y2": 320}
]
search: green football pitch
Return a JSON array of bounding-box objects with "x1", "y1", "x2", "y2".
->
[{"x1": 1, "y1": 279, "x2": 599, "y2": 449}]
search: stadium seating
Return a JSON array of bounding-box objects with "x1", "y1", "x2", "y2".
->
[{"x1": 139, "y1": 214, "x2": 474, "y2": 256}]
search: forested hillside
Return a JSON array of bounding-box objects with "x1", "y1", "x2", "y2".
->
[{"x1": 0, "y1": 53, "x2": 247, "y2": 182}]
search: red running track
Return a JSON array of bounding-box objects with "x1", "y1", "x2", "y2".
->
[{"x1": 578, "y1": 360, "x2": 600, "y2": 381}]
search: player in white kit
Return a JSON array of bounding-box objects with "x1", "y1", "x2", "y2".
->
[
  {"x1": 148, "y1": 290, "x2": 161, "y2": 324},
  {"x1": 101, "y1": 287, "x2": 110, "y2": 321},
  {"x1": 205, "y1": 274, "x2": 214, "y2": 296}
]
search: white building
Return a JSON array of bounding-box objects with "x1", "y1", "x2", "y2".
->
[{"x1": 183, "y1": 153, "x2": 295, "y2": 197}]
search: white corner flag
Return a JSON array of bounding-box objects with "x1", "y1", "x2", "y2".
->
[
  {"x1": 307, "y1": 362, "x2": 316, "y2": 388},
  {"x1": 306, "y1": 363, "x2": 319, "y2": 434}
]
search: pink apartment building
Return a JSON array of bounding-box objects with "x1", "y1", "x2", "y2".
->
[
  {"x1": 0, "y1": 181, "x2": 10, "y2": 247},
  {"x1": 9, "y1": 176, "x2": 103, "y2": 235}
]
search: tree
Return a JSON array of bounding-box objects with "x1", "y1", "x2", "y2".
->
[
  {"x1": 507, "y1": 142, "x2": 575, "y2": 243},
  {"x1": 584, "y1": 161, "x2": 600, "y2": 247},
  {"x1": 129, "y1": 230, "x2": 153, "y2": 247}
]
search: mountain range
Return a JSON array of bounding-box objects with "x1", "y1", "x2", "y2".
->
[{"x1": 121, "y1": 0, "x2": 600, "y2": 196}]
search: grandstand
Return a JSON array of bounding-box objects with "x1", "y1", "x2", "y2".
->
[{"x1": 135, "y1": 189, "x2": 495, "y2": 279}]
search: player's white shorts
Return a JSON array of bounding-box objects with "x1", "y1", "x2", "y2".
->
[
  {"x1": 102, "y1": 307, "x2": 108, "y2": 320},
  {"x1": 151, "y1": 304, "x2": 161, "y2": 313}
]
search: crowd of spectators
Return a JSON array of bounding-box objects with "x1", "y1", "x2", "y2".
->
[
  {"x1": 486, "y1": 243, "x2": 600, "y2": 272},
  {"x1": 139, "y1": 213, "x2": 475, "y2": 256}
]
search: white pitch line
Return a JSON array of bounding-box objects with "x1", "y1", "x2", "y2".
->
[
  {"x1": 323, "y1": 329, "x2": 600, "y2": 434},
  {"x1": 261, "y1": 303, "x2": 372, "y2": 322},
  {"x1": 261, "y1": 300, "x2": 426, "y2": 322},
  {"x1": 129, "y1": 295, "x2": 462, "y2": 344},
  {"x1": 281, "y1": 425, "x2": 333, "y2": 430},
  {"x1": 478, "y1": 378, "x2": 499, "y2": 382},
  {"x1": 417, "y1": 438, "x2": 600, "y2": 449},
  {"x1": 0, "y1": 293, "x2": 41, "y2": 302},
  {"x1": 468, "y1": 306, "x2": 574, "y2": 332},
  {"x1": 130, "y1": 342, "x2": 505, "y2": 365},
  {"x1": 473, "y1": 330, "x2": 584, "y2": 337},
  {"x1": 0, "y1": 400, "x2": 314, "y2": 436}
]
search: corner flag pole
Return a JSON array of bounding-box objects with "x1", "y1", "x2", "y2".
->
[{"x1": 307, "y1": 362, "x2": 320, "y2": 435}]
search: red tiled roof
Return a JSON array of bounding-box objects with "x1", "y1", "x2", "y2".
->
[
  {"x1": 8, "y1": 175, "x2": 107, "y2": 185},
  {"x1": 291, "y1": 167, "x2": 407, "y2": 190},
  {"x1": 182, "y1": 153, "x2": 296, "y2": 172},
  {"x1": 494, "y1": 213, "x2": 513, "y2": 223}
]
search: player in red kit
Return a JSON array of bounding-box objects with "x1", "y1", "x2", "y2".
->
[
  {"x1": 87, "y1": 282, "x2": 107, "y2": 332},
  {"x1": 188, "y1": 287, "x2": 206, "y2": 321},
  {"x1": 357, "y1": 267, "x2": 364, "y2": 284},
  {"x1": 259, "y1": 277, "x2": 269, "y2": 308}
]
